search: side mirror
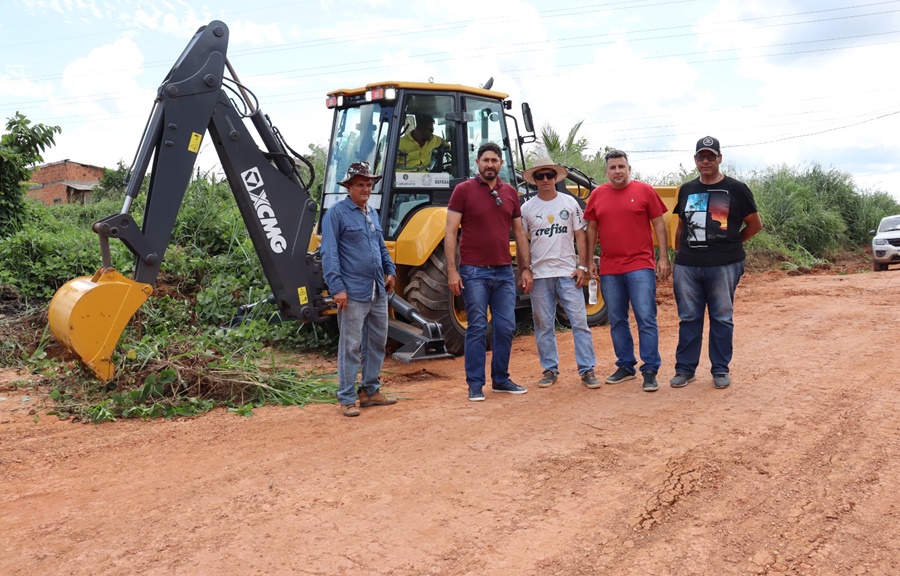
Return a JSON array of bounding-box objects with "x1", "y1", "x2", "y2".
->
[
  {"x1": 521, "y1": 103, "x2": 534, "y2": 134},
  {"x1": 869, "y1": 230, "x2": 876, "y2": 236}
]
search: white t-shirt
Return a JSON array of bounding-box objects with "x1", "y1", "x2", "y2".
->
[{"x1": 521, "y1": 193, "x2": 586, "y2": 279}]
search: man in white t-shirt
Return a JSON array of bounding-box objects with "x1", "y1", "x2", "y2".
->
[{"x1": 521, "y1": 157, "x2": 600, "y2": 388}]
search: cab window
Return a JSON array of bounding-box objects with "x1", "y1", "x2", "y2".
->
[
  {"x1": 395, "y1": 94, "x2": 456, "y2": 177},
  {"x1": 464, "y1": 97, "x2": 513, "y2": 183},
  {"x1": 323, "y1": 103, "x2": 389, "y2": 210}
]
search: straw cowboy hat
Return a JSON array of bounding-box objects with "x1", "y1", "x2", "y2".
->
[
  {"x1": 339, "y1": 161, "x2": 383, "y2": 188},
  {"x1": 522, "y1": 157, "x2": 568, "y2": 185}
]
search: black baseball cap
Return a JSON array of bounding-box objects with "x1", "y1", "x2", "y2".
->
[{"x1": 695, "y1": 136, "x2": 721, "y2": 155}]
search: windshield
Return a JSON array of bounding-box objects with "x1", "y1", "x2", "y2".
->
[
  {"x1": 464, "y1": 96, "x2": 515, "y2": 183},
  {"x1": 322, "y1": 103, "x2": 390, "y2": 210},
  {"x1": 878, "y1": 215, "x2": 900, "y2": 232}
]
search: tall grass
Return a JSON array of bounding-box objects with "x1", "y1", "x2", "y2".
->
[
  {"x1": 0, "y1": 173, "x2": 338, "y2": 422},
  {"x1": 743, "y1": 164, "x2": 899, "y2": 265}
]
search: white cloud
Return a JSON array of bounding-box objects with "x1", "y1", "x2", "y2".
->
[
  {"x1": 0, "y1": 67, "x2": 55, "y2": 100},
  {"x1": 229, "y1": 20, "x2": 286, "y2": 47},
  {"x1": 47, "y1": 36, "x2": 155, "y2": 166},
  {"x1": 8, "y1": 0, "x2": 900, "y2": 199}
]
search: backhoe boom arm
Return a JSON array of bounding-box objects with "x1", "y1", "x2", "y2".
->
[
  {"x1": 49, "y1": 20, "x2": 327, "y2": 381},
  {"x1": 98, "y1": 20, "x2": 326, "y2": 322}
]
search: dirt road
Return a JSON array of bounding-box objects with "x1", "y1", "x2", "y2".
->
[{"x1": 2, "y1": 270, "x2": 899, "y2": 575}]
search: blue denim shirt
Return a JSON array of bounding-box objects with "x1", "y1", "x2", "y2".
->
[{"x1": 321, "y1": 197, "x2": 396, "y2": 301}]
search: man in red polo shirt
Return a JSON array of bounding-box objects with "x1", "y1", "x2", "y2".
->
[{"x1": 585, "y1": 149, "x2": 670, "y2": 392}]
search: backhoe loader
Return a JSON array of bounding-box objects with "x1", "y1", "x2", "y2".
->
[
  {"x1": 48, "y1": 20, "x2": 453, "y2": 381},
  {"x1": 315, "y1": 81, "x2": 612, "y2": 355},
  {"x1": 49, "y1": 20, "x2": 619, "y2": 381}
]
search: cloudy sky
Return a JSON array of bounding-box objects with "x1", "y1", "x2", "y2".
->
[{"x1": 4, "y1": 0, "x2": 900, "y2": 198}]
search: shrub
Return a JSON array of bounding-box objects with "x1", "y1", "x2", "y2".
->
[{"x1": 2, "y1": 171, "x2": 336, "y2": 421}]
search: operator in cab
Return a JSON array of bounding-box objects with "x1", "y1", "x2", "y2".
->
[{"x1": 396, "y1": 113, "x2": 449, "y2": 171}]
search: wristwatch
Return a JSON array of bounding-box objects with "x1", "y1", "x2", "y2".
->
[{"x1": 576, "y1": 265, "x2": 589, "y2": 272}]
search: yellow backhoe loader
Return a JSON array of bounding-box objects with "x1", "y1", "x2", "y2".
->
[{"x1": 50, "y1": 20, "x2": 667, "y2": 381}]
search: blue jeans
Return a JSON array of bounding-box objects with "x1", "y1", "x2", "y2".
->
[
  {"x1": 599, "y1": 268, "x2": 660, "y2": 374},
  {"x1": 459, "y1": 265, "x2": 516, "y2": 392},
  {"x1": 336, "y1": 293, "x2": 389, "y2": 405},
  {"x1": 530, "y1": 276, "x2": 596, "y2": 375},
  {"x1": 673, "y1": 261, "x2": 745, "y2": 375}
]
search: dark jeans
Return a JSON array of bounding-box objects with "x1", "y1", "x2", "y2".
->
[
  {"x1": 458, "y1": 264, "x2": 516, "y2": 392},
  {"x1": 673, "y1": 261, "x2": 745, "y2": 375},
  {"x1": 599, "y1": 268, "x2": 661, "y2": 374}
]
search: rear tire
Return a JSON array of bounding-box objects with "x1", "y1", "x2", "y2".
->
[
  {"x1": 556, "y1": 285, "x2": 608, "y2": 327},
  {"x1": 405, "y1": 248, "x2": 491, "y2": 355},
  {"x1": 557, "y1": 256, "x2": 608, "y2": 327}
]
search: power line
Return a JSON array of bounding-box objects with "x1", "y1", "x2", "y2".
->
[
  {"x1": 7, "y1": 1, "x2": 899, "y2": 83},
  {"x1": 590, "y1": 110, "x2": 900, "y2": 155}
]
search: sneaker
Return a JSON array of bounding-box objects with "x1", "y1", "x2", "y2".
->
[
  {"x1": 605, "y1": 366, "x2": 636, "y2": 384},
  {"x1": 341, "y1": 404, "x2": 360, "y2": 417},
  {"x1": 491, "y1": 380, "x2": 528, "y2": 394},
  {"x1": 642, "y1": 371, "x2": 659, "y2": 392},
  {"x1": 670, "y1": 372, "x2": 696, "y2": 388},
  {"x1": 581, "y1": 371, "x2": 602, "y2": 389},
  {"x1": 358, "y1": 389, "x2": 397, "y2": 407},
  {"x1": 713, "y1": 374, "x2": 731, "y2": 389},
  {"x1": 538, "y1": 370, "x2": 558, "y2": 388},
  {"x1": 468, "y1": 389, "x2": 486, "y2": 402}
]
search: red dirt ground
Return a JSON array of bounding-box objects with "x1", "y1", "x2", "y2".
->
[{"x1": 2, "y1": 268, "x2": 899, "y2": 575}]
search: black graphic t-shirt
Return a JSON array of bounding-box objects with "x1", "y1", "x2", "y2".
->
[{"x1": 673, "y1": 175, "x2": 758, "y2": 267}]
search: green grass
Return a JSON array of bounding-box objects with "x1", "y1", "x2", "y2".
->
[{"x1": 1, "y1": 164, "x2": 897, "y2": 422}]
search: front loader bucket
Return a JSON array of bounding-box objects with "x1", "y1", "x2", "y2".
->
[{"x1": 49, "y1": 268, "x2": 153, "y2": 381}]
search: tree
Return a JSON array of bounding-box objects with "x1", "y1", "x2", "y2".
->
[
  {"x1": 304, "y1": 142, "x2": 327, "y2": 206},
  {"x1": 529, "y1": 121, "x2": 607, "y2": 183},
  {"x1": 539, "y1": 121, "x2": 588, "y2": 165},
  {"x1": 0, "y1": 112, "x2": 61, "y2": 233},
  {"x1": 91, "y1": 160, "x2": 132, "y2": 202}
]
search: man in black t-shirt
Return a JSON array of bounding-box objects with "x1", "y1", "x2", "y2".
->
[{"x1": 669, "y1": 136, "x2": 763, "y2": 390}]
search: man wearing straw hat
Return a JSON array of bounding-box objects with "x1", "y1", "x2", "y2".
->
[
  {"x1": 322, "y1": 161, "x2": 398, "y2": 417},
  {"x1": 521, "y1": 157, "x2": 601, "y2": 389}
]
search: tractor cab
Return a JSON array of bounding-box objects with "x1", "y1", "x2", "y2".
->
[
  {"x1": 319, "y1": 81, "x2": 526, "y2": 240},
  {"x1": 316, "y1": 81, "x2": 536, "y2": 356}
]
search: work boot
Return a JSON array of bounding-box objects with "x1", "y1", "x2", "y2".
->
[
  {"x1": 341, "y1": 404, "x2": 360, "y2": 417},
  {"x1": 358, "y1": 388, "x2": 397, "y2": 407}
]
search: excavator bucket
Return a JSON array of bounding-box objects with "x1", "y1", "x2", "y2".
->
[{"x1": 48, "y1": 268, "x2": 153, "y2": 381}]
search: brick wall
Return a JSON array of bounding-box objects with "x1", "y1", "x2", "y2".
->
[
  {"x1": 27, "y1": 183, "x2": 69, "y2": 205},
  {"x1": 27, "y1": 160, "x2": 105, "y2": 205}
]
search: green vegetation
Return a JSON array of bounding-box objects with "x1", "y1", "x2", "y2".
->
[
  {"x1": 0, "y1": 112, "x2": 60, "y2": 235},
  {"x1": 2, "y1": 116, "x2": 898, "y2": 422},
  {"x1": 531, "y1": 122, "x2": 900, "y2": 268},
  {"x1": 0, "y1": 168, "x2": 337, "y2": 423}
]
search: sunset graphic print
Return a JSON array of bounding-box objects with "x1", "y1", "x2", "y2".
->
[{"x1": 684, "y1": 189, "x2": 730, "y2": 247}]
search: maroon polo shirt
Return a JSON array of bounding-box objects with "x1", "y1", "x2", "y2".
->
[{"x1": 447, "y1": 175, "x2": 520, "y2": 266}]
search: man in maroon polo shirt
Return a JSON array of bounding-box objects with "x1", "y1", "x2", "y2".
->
[{"x1": 444, "y1": 142, "x2": 532, "y2": 402}]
